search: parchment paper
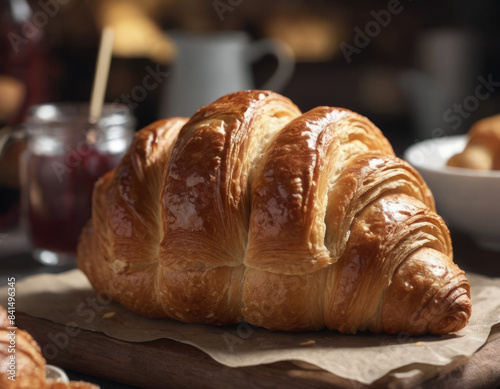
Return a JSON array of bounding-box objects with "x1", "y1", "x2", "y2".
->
[{"x1": 1, "y1": 270, "x2": 499, "y2": 385}]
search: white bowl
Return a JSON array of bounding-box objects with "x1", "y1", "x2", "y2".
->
[
  {"x1": 45, "y1": 365, "x2": 69, "y2": 383},
  {"x1": 404, "y1": 135, "x2": 500, "y2": 251}
]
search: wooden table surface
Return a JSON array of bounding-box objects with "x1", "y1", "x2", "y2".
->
[
  {"x1": 14, "y1": 313, "x2": 500, "y2": 389},
  {"x1": 1, "y1": 228, "x2": 500, "y2": 389}
]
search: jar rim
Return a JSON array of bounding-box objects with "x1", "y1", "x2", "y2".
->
[{"x1": 26, "y1": 103, "x2": 134, "y2": 126}]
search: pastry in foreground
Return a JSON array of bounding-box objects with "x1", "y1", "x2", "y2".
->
[
  {"x1": 77, "y1": 90, "x2": 471, "y2": 335},
  {"x1": 0, "y1": 306, "x2": 99, "y2": 389}
]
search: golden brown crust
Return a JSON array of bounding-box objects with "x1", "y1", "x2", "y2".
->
[
  {"x1": 447, "y1": 113, "x2": 500, "y2": 170},
  {"x1": 246, "y1": 107, "x2": 394, "y2": 275},
  {"x1": 325, "y1": 194, "x2": 458, "y2": 334},
  {"x1": 160, "y1": 91, "x2": 301, "y2": 270},
  {"x1": 381, "y1": 248, "x2": 471, "y2": 335},
  {"x1": 77, "y1": 90, "x2": 471, "y2": 335},
  {"x1": 80, "y1": 118, "x2": 188, "y2": 317},
  {"x1": 325, "y1": 152, "x2": 436, "y2": 260},
  {"x1": 157, "y1": 90, "x2": 301, "y2": 324}
]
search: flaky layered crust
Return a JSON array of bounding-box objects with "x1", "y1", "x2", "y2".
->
[{"x1": 77, "y1": 90, "x2": 471, "y2": 334}]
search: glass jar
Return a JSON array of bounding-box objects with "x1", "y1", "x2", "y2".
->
[{"x1": 20, "y1": 103, "x2": 135, "y2": 265}]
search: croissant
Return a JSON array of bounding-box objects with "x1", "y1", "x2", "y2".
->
[
  {"x1": 0, "y1": 306, "x2": 99, "y2": 389},
  {"x1": 447, "y1": 113, "x2": 500, "y2": 170},
  {"x1": 77, "y1": 90, "x2": 471, "y2": 335}
]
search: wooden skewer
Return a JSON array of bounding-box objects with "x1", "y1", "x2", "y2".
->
[{"x1": 89, "y1": 27, "x2": 115, "y2": 125}]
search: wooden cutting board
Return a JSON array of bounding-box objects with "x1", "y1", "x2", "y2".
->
[{"x1": 16, "y1": 312, "x2": 500, "y2": 389}]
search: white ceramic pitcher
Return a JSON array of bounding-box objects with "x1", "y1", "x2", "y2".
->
[{"x1": 159, "y1": 31, "x2": 295, "y2": 117}]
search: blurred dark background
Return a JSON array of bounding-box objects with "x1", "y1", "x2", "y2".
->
[
  {"x1": 1, "y1": 0, "x2": 500, "y2": 228},
  {"x1": 3, "y1": 0, "x2": 500, "y2": 144}
]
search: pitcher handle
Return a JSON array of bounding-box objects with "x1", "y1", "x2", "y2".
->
[{"x1": 248, "y1": 39, "x2": 295, "y2": 92}]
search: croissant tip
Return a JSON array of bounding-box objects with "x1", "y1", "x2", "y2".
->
[{"x1": 428, "y1": 292, "x2": 472, "y2": 334}]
